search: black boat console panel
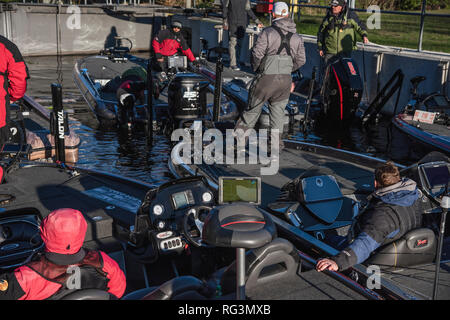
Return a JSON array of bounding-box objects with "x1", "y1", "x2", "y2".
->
[{"x1": 132, "y1": 176, "x2": 216, "y2": 255}]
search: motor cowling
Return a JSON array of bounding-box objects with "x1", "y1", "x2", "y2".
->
[
  {"x1": 168, "y1": 73, "x2": 209, "y2": 123},
  {"x1": 323, "y1": 57, "x2": 363, "y2": 123}
]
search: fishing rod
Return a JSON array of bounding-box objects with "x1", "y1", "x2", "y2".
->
[{"x1": 301, "y1": 66, "x2": 317, "y2": 138}]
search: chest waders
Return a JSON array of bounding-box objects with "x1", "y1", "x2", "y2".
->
[{"x1": 247, "y1": 26, "x2": 294, "y2": 109}]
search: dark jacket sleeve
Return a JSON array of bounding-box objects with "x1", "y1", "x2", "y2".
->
[
  {"x1": 245, "y1": 0, "x2": 261, "y2": 24},
  {"x1": 179, "y1": 37, "x2": 196, "y2": 62},
  {"x1": 348, "y1": 10, "x2": 368, "y2": 39},
  {"x1": 332, "y1": 208, "x2": 398, "y2": 271},
  {"x1": 0, "y1": 272, "x2": 26, "y2": 300},
  {"x1": 317, "y1": 15, "x2": 330, "y2": 51},
  {"x1": 222, "y1": 0, "x2": 229, "y2": 24}
]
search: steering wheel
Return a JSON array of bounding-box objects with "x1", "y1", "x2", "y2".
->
[{"x1": 182, "y1": 205, "x2": 214, "y2": 248}]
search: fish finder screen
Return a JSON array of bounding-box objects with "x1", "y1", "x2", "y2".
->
[
  {"x1": 172, "y1": 191, "x2": 189, "y2": 210},
  {"x1": 219, "y1": 177, "x2": 260, "y2": 204},
  {"x1": 424, "y1": 165, "x2": 450, "y2": 188}
]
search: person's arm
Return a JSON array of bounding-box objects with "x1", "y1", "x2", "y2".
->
[
  {"x1": 349, "y1": 11, "x2": 368, "y2": 42},
  {"x1": 292, "y1": 35, "x2": 306, "y2": 71},
  {"x1": 222, "y1": 0, "x2": 229, "y2": 29},
  {"x1": 4, "y1": 41, "x2": 29, "y2": 102},
  {"x1": 251, "y1": 29, "x2": 269, "y2": 72},
  {"x1": 331, "y1": 210, "x2": 397, "y2": 271},
  {"x1": 245, "y1": 0, "x2": 262, "y2": 26},
  {"x1": 100, "y1": 251, "x2": 126, "y2": 299},
  {"x1": 179, "y1": 37, "x2": 196, "y2": 62},
  {"x1": 317, "y1": 16, "x2": 330, "y2": 56},
  {"x1": 152, "y1": 30, "x2": 165, "y2": 60}
]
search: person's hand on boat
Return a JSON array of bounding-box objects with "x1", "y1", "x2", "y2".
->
[{"x1": 316, "y1": 258, "x2": 338, "y2": 272}]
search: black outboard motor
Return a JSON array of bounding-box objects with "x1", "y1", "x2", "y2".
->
[
  {"x1": 168, "y1": 73, "x2": 209, "y2": 128},
  {"x1": 322, "y1": 57, "x2": 363, "y2": 125}
]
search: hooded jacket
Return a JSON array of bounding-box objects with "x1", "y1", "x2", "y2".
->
[
  {"x1": 251, "y1": 17, "x2": 306, "y2": 74},
  {"x1": 332, "y1": 178, "x2": 423, "y2": 271},
  {"x1": 0, "y1": 36, "x2": 29, "y2": 144},
  {"x1": 317, "y1": 8, "x2": 368, "y2": 55}
]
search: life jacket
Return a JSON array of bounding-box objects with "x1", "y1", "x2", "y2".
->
[
  {"x1": 0, "y1": 69, "x2": 10, "y2": 144},
  {"x1": 259, "y1": 25, "x2": 294, "y2": 76},
  {"x1": 25, "y1": 250, "x2": 110, "y2": 300}
]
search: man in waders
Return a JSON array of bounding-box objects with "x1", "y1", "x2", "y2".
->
[{"x1": 235, "y1": 1, "x2": 306, "y2": 149}]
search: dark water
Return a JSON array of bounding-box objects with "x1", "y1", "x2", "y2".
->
[
  {"x1": 23, "y1": 54, "x2": 436, "y2": 187},
  {"x1": 24, "y1": 55, "x2": 172, "y2": 187}
]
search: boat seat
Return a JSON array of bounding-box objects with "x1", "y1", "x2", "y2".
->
[
  {"x1": 366, "y1": 228, "x2": 436, "y2": 268},
  {"x1": 202, "y1": 204, "x2": 277, "y2": 249},
  {"x1": 61, "y1": 289, "x2": 112, "y2": 300},
  {"x1": 215, "y1": 238, "x2": 300, "y2": 295},
  {"x1": 121, "y1": 276, "x2": 213, "y2": 300},
  {"x1": 202, "y1": 204, "x2": 277, "y2": 299}
]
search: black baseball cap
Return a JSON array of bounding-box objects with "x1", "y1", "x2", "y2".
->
[{"x1": 330, "y1": 0, "x2": 346, "y2": 6}]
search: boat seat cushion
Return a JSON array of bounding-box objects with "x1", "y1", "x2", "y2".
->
[
  {"x1": 366, "y1": 228, "x2": 436, "y2": 268},
  {"x1": 216, "y1": 238, "x2": 300, "y2": 294},
  {"x1": 202, "y1": 204, "x2": 276, "y2": 249}
]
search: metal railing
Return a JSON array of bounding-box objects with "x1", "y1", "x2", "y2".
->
[{"x1": 249, "y1": 0, "x2": 450, "y2": 52}]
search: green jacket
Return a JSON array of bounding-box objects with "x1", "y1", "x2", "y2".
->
[{"x1": 317, "y1": 9, "x2": 368, "y2": 55}]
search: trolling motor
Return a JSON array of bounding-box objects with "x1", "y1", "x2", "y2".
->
[{"x1": 50, "y1": 83, "x2": 68, "y2": 163}]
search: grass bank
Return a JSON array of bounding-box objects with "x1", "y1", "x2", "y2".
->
[{"x1": 258, "y1": 8, "x2": 450, "y2": 53}]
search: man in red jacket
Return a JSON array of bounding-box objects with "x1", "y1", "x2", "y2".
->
[
  {"x1": 0, "y1": 208, "x2": 126, "y2": 300},
  {"x1": 151, "y1": 20, "x2": 196, "y2": 74},
  {"x1": 0, "y1": 35, "x2": 29, "y2": 146}
]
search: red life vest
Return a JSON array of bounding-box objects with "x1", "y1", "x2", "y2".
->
[{"x1": 25, "y1": 250, "x2": 110, "y2": 300}]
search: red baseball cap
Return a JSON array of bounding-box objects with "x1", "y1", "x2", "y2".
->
[{"x1": 40, "y1": 208, "x2": 87, "y2": 255}]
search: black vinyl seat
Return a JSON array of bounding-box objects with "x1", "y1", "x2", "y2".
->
[
  {"x1": 202, "y1": 204, "x2": 277, "y2": 249},
  {"x1": 121, "y1": 276, "x2": 213, "y2": 300},
  {"x1": 216, "y1": 238, "x2": 300, "y2": 296},
  {"x1": 366, "y1": 228, "x2": 436, "y2": 268},
  {"x1": 202, "y1": 204, "x2": 277, "y2": 299}
]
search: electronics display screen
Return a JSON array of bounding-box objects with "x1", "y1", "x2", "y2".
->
[
  {"x1": 172, "y1": 191, "x2": 189, "y2": 210},
  {"x1": 219, "y1": 177, "x2": 261, "y2": 205},
  {"x1": 423, "y1": 165, "x2": 450, "y2": 188}
]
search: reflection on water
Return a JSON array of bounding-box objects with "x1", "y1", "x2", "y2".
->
[
  {"x1": 24, "y1": 54, "x2": 437, "y2": 186},
  {"x1": 24, "y1": 54, "x2": 172, "y2": 187}
]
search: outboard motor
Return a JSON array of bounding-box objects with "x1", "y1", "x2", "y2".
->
[
  {"x1": 322, "y1": 57, "x2": 363, "y2": 125},
  {"x1": 168, "y1": 73, "x2": 209, "y2": 128}
]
